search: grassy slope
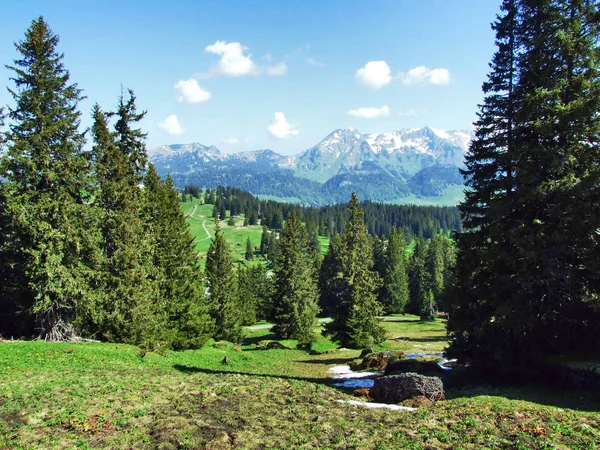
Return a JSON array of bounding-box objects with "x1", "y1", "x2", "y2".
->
[
  {"x1": 2, "y1": 317, "x2": 599, "y2": 449},
  {"x1": 182, "y1": 199, "x2": 330, "y2": 265}
]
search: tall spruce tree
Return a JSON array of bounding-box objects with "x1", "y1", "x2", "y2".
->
[
  {"x1": 324, "y1": 193, "x2": 385, "y2": 348},
  {"x1": 408, "y1": 238, "x2": 429, "y2": 317},
  {"x1": 380, "y1": 228, "x2": 410, "y2": 314},
  {"x1": 318, "y1": 233, "x2": 343, "y2": 317},
  {"x1": 272, "y1": 213, "x2": 320, "y2": 344},
  {"x1": 144, "y1": 166, "x2": 213, "y2": 349},
  {"x1": 89, "y1": 100, "x2": 158, "y2": 345},
  {"x1": 206, "y1": 221, "x2": 243, "y2": 342},
  {"x1": 449, "y1": 0, "x2": 600, "y2": 365},
  {"x1": 0, "y1": 17, "x2": 98, "y2": 339}
]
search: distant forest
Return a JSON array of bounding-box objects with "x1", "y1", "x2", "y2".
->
[{"x1": 183, "y1": 185, "x2": 462, "y2": 240}]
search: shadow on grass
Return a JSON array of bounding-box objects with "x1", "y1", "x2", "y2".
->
[
  {"x1": 296, "y1": 357, "x2": 357, "y2": 366},
  {"x1": 173, "y1": 364, "x2": 331, "y2": 386},
  {"x1": 240, "y1": 333, "x2": 278, "y2": 346},
  {"x1": 393, "y1": 336, "x2": 450, "y2": 343},
  {"x1": 446, "y1": 382, "x2": 600, "y2": 413}
]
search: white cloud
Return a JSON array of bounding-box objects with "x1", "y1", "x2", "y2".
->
[
  {"x1": 355, "y1": 61, "x2": 392, "y2": 89},
  {"x1": 174, "y1": 79, "x2": 211, "y2": 103},
  {"x1": 347, "y1": 105, "x2": 391, "y2": 119},
  {"x1": 399, "y1": 66, "x2": 450, "y2": 86},
  {"x1": 205, "y1": 40, "x2": 257, "y2": 76},
  {"x1": 306, "y1": 57, "x2": 325, "y2": 67},
  {"x1": 267, "y1": 112, "x2": 299, "y2": 139},
  {"x1": 267, "y1": 61, "x2": 287, "y2": 76},
  {"x1": 158, "y1": 115, "x2": 185, "y2": 135}
]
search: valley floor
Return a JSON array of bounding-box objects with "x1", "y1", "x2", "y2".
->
[{"x1": 1, "y1": 317, "x2": 598, "y2": 449}]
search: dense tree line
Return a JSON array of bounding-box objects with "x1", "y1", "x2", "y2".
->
[
  {"x1": 448, "y1": 0, "x2": 600, "y2": 367},
  {"x1": 0, "y1": 18, "x2": 212, "y2": 349},
  {"x1": 186, "y1": 185, "x2": 462, "y2": 239}
]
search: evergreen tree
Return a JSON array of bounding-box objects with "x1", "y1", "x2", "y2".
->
[
  {"x1": 260, "y1": 226, "x2": 269, "y2": 255},
  {"x1": 380, "y1": 228, "x2": 410, "y2": 314},
  {"x1": 238, "y1": 263, "x2": 274, "y2": 322},
  {"x1": 89, "y1": 98, "x2": 158, "y2": 345},
  {"x1": 245, "y1": 236, "x2": 254, "y2": 260},
  {"x1": 0, "y1": 17, "x2": 97, "y2": 339},
  {"x1": 144, "y1": 166, "x2": 213, "y2": 349},
  {"x1": 449, "y1": 0, "x2": 600, "y2": 365},
  {"x1": 324, "y1": 193, "x2": 385, "y2": 348},
  {"x1": 426, "y1": 235, "x2": 445, "y2": 303},
  {"x1": 408, "y1": 238, "x2": 430, "y2": 318},
  {"x1": 205, "y1": 221, "x2": 243, "y2": 342},
  {"x1": 272, "y1": 213, "x2": 320, "y2": 344},
  {"x1": 227, "y1": 214, "x2": 235, "y2": 226},
  {"x1": 318, "y1": 233, "x2": 343, "y2": 317}
]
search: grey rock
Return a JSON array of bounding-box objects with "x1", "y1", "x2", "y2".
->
[{"x1": 370, "y1": 372, "x2": 445, "y2": 403}]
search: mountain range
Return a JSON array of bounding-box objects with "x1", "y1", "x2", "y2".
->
[{"x1": 149, "y1": 126, "x2": 472, "y2": 206}]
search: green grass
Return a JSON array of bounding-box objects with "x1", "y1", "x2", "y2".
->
[
  {"x1": 183, "y1": 198, "x2": 331, "y2": 264},
  {"x1": 2, "y1": 317, "x2": 599, "y2": 449},
  {"x1": 392, "y1": 185, "x2": 466, "y2": 206}
]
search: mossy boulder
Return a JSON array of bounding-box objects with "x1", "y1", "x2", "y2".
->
[{"x1": 350, "y1": 350, "x2": 405, "y2": 371}]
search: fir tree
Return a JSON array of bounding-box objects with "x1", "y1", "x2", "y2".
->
[
  {"x1": 245, "y1": 237, "x2": 254, "y2": 261},
  {"x1": 449, "y1": 0, "x2": 600, "y2": 364},
  {"x1": 408, "y1": 238, "x2": 430, "y2": 318},
  {"x1": 318, "y1": 233, "x2": 343, "y2": 317},
  {"x1": 206, "y1": 221, "x2": 243, "y2": 342},
  {"x1": 324, "y1": 193, "x2": 385, "y2": 348},
  {"x1": 0, "y1": 17, "x2": 97, "y2": 339},
  {"x1": 272, "y1": 213, "x2": 320, "y2": 344},
  {"x1": 260, "y1": 226, "x2": 269, "y2": 254},
  {"x1": 89, "y1": 99, "x2": 158, "y2": 345},
  {"x1": 380, "y1": 228, "x2": 410, "y2": 314},
  {"x1": 144, "y1": 166, "x2": 213, "y2": 349}
]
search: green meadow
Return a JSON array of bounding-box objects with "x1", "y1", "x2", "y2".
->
[
  {"x1": 1, "y1": 316, "x2": 598, "y2": 449},
  {"x1": 182, "y1": 199, "x2": 329, "y2": 264}
]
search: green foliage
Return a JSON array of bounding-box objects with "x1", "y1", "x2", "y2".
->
[
  {"x1": 238, "y1": 263, "x2": 274, "y2": 323},
  {"x1": 408, "y1": 238, "x2": 431, "y2": 319},
  {"x1": 324, "y1": 192, "x2": 386, "y2": 348},
  {"x1": 318, "y1": 233, "x2": 343, "y2": 317},
  {"x1": 449, "y1": 0, "x2": 600, "y2": 365},
  {"x1": 380, "y1": 228, "x2": 410, "y2": 314},
  {"x1": 143, "y1": 167, "x2": 213, "y2": 350},
  {"x1": 245, "y1": 236, "x2": 253, "y2": 260},
  {"x1": 272, "y1": 213, "x2": 320, "y2": 344},
  {"x1": 0, "y1": 17, "x2": 97, "y2": 339},
  {"x1": 87, "y1": 95, "x2": 159, "y2": 347},
  {"x1": 206, "y1": 221, "x2": 243, "y2": 342}
]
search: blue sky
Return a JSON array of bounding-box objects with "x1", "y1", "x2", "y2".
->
[{"x1": 0, "y1": 1, "x2": 501, "y2": 155}]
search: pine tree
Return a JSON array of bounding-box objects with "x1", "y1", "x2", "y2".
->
[
  {"x1": 426, "y1": 235, "x2": 445, "y2": 303},
  {"x1": 0, "y1": 17, "x2": 98, "y2": 339},
  {"x1": 380, "y1": 228, "x2": 410, "y2": 314},
  {"x1": 324, "y1": 193, "x2": 385, "y2": 348},
  {"x1": 89, "y1": 99, "x2": 158, "y2": 345},
  {"x1": 144, "y1": 166, "x2": 213, "y2": 349},
  {"x1": 260, "y1": 226, "x2": 269, "y2": 255},
  {"x1": 245, "y1": 237, "x2": 254, "y2": 261},
  {"x1": 449, "y1": 0, "x2": 600, "y2": 365},
  {"x1": 408, "y1": 238, "x2": 429, "y2": 318},
  {"x1": 206, "y1": 221, "x2": 243, "y2": 342},
  {"x1": 318, "y1": 233, "x2": 343, "y2": 317},
  {"x1": 272, "y1": 213, "x2": 320, "y2": 344}
]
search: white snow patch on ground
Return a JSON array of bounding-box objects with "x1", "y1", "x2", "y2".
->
[
  {"x1": 329, "y1": 365, "x2": 380, "y2": 378},
  {"x1": 329, "y1": 365, "x2": 382, "y2": 389},
  {"x1": 336, "y1": 400, "x2": 417, "y2": 411}
]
